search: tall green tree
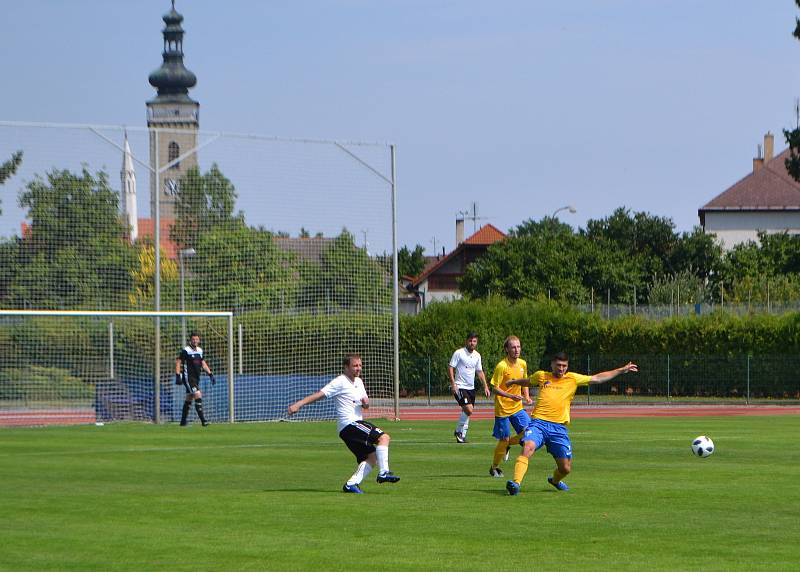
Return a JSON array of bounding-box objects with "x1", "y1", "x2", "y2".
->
[
  {"x1": 190, "y1": 225, "x2": 300, "y2": 311},
  {"x1": 785, "y1": 0, "x2": 800, "y2": 181},
  {"x1": 398, "y1": 244, "x2": 427, "y2": 277},
  {"x1": 671, "y1": 226, "x2": 724, "y2": 281},
  {"x1": 302, "y1": 229, "x2": 391, "y2": 310},
  {"x1": 10, "y1": 167, "x2": 136, "y2": 308},
  {"x1": 584, "y1": 207, "x2": 678, "y2": 278},
  {"x1": 461, "y1": 216, "x2": 642, "y2": 302},
  {"x1": 171, "y1": 164, "x2": 243, "y2": 249},
  {"x1": 0, "y1": 151, "x2": 23, "y2": 215}
]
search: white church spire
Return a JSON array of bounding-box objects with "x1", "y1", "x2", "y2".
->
[{"x1": 121, "y1": 132, "x2": 138, "y2": 242}]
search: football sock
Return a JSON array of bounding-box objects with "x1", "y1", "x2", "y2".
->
[
  {"x1": 347, "y1": 461, "x2": 372, "y2": 486},
  {"x1": 180, "y1": 401, "x2": 191, "y2": 424},
  {"x1": 493, "y1": 440, "x2": 508, "y2": 467},
  {"x1": 509, "y1": 434, "x2": 522, "y2": 446},
  {"x1": 456, "y1": 411, "x2": 469, "y2": 434},
  {"x1": 194, "y1": 398, "x2": 207, "y2": 424},
  {"x1": 376, "y1": 445, "x2": 389, "y2": 474},
  {"x1": 513, "y1": 455, "x2": 529, "y2": 484},
  {"x1": 461, "y1": 417, "x2": 470, "y2": 437}
]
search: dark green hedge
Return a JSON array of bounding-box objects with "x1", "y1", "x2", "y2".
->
[{"x1": 399, "y1": 299, "x2": 800, "y2": 398}]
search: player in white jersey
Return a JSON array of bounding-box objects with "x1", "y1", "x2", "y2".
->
[
  {"x1": 287, "y1": 353, "x2": 400, "y2": 494},
  {"x1": 448, "y1": 332, "x2": 490, "y2": 443}
]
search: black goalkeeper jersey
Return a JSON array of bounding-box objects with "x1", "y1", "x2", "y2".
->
[{"x1": 178, "y1": 345, "x2": 205, "y2": 383}]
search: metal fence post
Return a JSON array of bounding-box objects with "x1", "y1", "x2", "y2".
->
[
  {"x1": 109, "y1": 321, "x2": 114, "y2": 380},
  {"x1": 666, "y1": 354, "x2": 670, "y2": 401},
  {"x1": 427, "y1": 356, "x2": 431, "y2": 406},
  {"x1": 586, "y1": 354, "x2": 591, "y2": 405},
  {"x1": 746, "y1": 355, "x2": 751, "y2": 405}
]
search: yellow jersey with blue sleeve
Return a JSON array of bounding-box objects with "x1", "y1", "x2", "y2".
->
[
  {"x1": 530, "y1": 370, "x2": 592, "y2": 425},
  {"x1": 490, "y1": 357, "x2": 528, "y2": 417}
]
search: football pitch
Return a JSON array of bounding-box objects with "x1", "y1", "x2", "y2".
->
[{"x1": 1, "y1": 415, "x2": 798, "y2": 571}]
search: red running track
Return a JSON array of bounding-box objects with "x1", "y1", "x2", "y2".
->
[
  {"x1": 397, "y1": 404, "x2": 800, "y2": 421},
  {"x1": 3, "y1": 405, "x2": 799, "y2": 427}
]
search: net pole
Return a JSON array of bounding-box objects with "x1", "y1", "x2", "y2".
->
[
  {"x1": 109, "y1": 321, "x2": 114, "y2": 379},
  {"x1": 152, "y1": 131, "x2": 162, "y2": 424},
  {"x1": 238, "y1": 323, "x2": 243, "y2": 375},
  {"x1": 391, "y1": 144, "x2": 400, "y2": 421},
  {"x1": 228, "y1": 313, "x2": 235, "y2": 422}
]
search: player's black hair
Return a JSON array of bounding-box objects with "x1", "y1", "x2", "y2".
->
[
  {"x1": 465, "y1": 332, "x2": 479, "y2": 340},
  {"x1": 551, "y1": 351, "x2": 569, "y2": 362},
  {"x1": 189, "y1": 332, "x2": 200, "y2": 339}
]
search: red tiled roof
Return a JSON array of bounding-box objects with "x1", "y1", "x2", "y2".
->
[
  {"x1": 463, "y1": 223, "x2": 507, "y2": 245},
  {"x1": 700, "y1": 149, "x2": 800, "y2": 211},
  {"x1": 409, "y1": 224, "x2": 507, "y2": 287},
  {"x1": 137, "y1": 218, "x2": 179, "y2": 259}
]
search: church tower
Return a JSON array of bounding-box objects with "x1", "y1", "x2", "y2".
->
[
  {"x1": 147, "y1": 0, "x2": 199, "y2": 219},
  {"x1": 121, "y1": 132, "x2": 138, "y2": 242}
]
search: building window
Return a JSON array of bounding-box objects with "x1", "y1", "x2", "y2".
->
[{"x1": 168, "y1": 141, "x2": 180, "y2": 169}]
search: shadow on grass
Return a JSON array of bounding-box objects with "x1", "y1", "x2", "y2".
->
[{"x1": 259, "y1": 488, "x2": 335, "y2": 493}]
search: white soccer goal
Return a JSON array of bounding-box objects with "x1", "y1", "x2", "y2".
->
[
  {"x1": 0, "y1": 309, "x2": 399, "y2": 426},
  {"x1": 0, "y1": 310, "x2": 233, "y2": 426}
]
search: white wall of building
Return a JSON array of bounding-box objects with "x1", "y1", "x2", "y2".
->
[{"x1": 703, "y1": 211, "x2": 800, "y2": 249}]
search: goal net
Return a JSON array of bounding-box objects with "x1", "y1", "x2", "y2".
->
[
  {"x1": 0, "y1": 311, "x2": 233, "y2": 426},
  {"x1": 0, "y1": 122, "x2": 399, "y2": 425}
]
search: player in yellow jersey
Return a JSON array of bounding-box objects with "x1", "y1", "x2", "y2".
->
[
  {"x1": 488, "y1": 336, "x2": 534, "y2": 477},
  {"x1": 503, "y1": 351, "x2": 638, "y2": 495}
]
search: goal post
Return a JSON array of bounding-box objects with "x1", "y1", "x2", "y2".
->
[{"x1": 0, "y1": 309, "x2": 234, "y2": 426}]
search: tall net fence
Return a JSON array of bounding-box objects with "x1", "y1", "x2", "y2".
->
[{"x1": 0, "y1": 122, "x2": 398, "y2": 425}]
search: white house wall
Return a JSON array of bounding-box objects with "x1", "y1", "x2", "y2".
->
[{"x1": 703, "y1": 211, "x2": 800, "y2": 249}]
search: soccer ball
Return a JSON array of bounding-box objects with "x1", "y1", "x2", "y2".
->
[{"x1": 691, "y1": 435, "x2": 715, "y2": 458}]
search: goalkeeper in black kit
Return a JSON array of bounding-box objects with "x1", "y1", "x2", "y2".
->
[{"x1": 175, "y1": 332, "x2": 216, "y2": 426}]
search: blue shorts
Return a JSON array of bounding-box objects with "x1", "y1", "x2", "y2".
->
[
  {"x1": 492, "y1": 409, "x2": 533, "y2": 442},
  {"x1": 528, "y1": 418, "x2": 572, "y2": 459}
]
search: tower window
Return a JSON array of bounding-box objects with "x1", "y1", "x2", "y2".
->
[{"x1": 168, "y1": 141, "x2": 180, "y2": 169}]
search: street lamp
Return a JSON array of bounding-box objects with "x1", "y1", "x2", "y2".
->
[
  {"x1": 552, "y1": 205, "x2": 577, "y2": 218},
  {"x1": 179, "y1": 247, "x2": 196, "y2": 343}
]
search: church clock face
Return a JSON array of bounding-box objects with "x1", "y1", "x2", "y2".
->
[{"x1": 164, "y1": 178, "x2": 179, "y2": 196}]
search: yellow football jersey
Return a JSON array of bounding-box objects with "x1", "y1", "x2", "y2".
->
[
  {"x1": 530, "y1": 370, "x2": 592, "y2": 424},
  {"x1": 490, "y1": 357, "x2": 528, "y2": 417}
]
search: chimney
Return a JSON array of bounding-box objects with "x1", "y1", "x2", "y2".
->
[
  {"x1": 456, "y1": 217, "x2": 465, "y2": 246},
  {"x1": 764, "y1": 132, "x2": 774, "y2": 163},
  {"x1": 753, "y1": 143, "x2": 764, "y2": 173}
]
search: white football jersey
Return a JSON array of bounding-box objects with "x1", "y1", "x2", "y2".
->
[
  {"x1": 320, "y1": 374, "x2": 368, "y2": 432},
  {"x1": 449, "y1": 347, "x2": 482, "y2": 390}
]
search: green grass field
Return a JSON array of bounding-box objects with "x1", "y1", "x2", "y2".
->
[{"x1": 1, "y1": 415, "x2": 799, "y2": 571}]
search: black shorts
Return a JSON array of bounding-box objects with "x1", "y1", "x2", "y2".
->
[
  {"x1": 339, "y1": 420, "x2": 385, "y2": 462},
  {"x1": 183, "y1": 377, "x2": 200, "y2": 395},
  {"x1": 453, "y1": 389, "x2": 476, "y2": 407}
]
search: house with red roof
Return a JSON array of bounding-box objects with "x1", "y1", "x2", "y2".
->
[
  {"x1": 403, "y1": 220, "x2": 506, "y2": 312},
  {"x1": 699, "y1": 132, "x2": 800, "y2": 249}
]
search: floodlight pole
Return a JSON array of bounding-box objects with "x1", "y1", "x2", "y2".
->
[
  {"x1": 179, "y1": 247, "x2": 197, "y2": 343},
  {"x1": 391, "y1": 144, "x2": 400, "y2": 421},
  {"x1": 152, "y1": 133, "x2": 162, "y2": 424}
]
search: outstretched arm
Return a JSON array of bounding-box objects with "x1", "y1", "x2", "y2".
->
[
  {"x1": 491, "y1": 385, "x2": 523, "y2": 401},
  {"x1": 589, "y1": 362, "x2": 638, "y2": 384},
  {"x1": 506, "y1": 378, "x2": 533, "y2": 387},
  {"x1": 287, "y1": 391, "x2": 326, "y2": 416}
]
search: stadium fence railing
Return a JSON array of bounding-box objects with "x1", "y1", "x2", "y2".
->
[{"x1": 400, "y1": 354, "x2": 800, "y2": 406}]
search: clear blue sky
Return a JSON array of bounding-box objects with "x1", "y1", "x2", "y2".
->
[{"x1": 2, "y1": 1, "x2": 800, "y2": 252}]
